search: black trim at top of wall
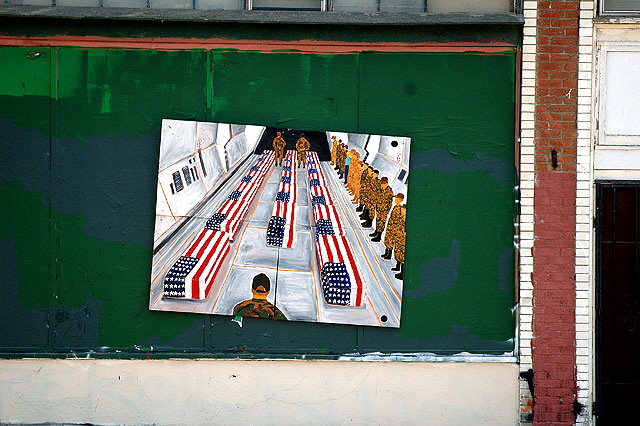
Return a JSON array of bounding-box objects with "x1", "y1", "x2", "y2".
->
[{"x1": 0, "y1": 6, "x2": 524, "y2": 45}]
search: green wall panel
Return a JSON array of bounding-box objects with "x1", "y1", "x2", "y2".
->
[
  {"x1": 0, "y1": 44, "x2": 516, "y2": 356},
  {"x1": 211, "y1": 51, "x2": 360, "y2": 130}
]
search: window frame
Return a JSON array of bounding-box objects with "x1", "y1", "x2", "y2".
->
[
  {"x1": 599, "y1": 0, "x2": 640, "y2": 16},
  {"x1": 597, "y1": 42, "x2": 640, "y2": 147}
]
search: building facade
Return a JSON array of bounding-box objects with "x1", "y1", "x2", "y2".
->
[{"x1": 1, "y1": 0, "x2": 639, "y2": 424}]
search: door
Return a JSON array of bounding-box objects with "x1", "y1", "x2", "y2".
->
[{"x1": 596, "y1": 183, "x2": 640, "y2": 423}]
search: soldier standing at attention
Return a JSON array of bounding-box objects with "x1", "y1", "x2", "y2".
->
[
  {"x1": 357, "y1": 165, "x2": 371, "y2": 213},
  {"x1": 361, "y1": 169, "x2": 380, "y2": 228},
  {"x1": 295, "y1": 133, "x2": 310, "y2": 168},
  {"x1": 330, "y1": 135, "x2": 338, "y2": 165},
  {"x1": 336, "y1": 140, "x2": 346, "y2": 178},
  {"x1": 272, "y1": 132, "x2": 286, "y2": 167},
  {"x1": 334, "y1": 139, "x2": 342, "y2": 171},
  {"x1": 344, "y1": 149, "x2": 355, "y2": 185},
  {"x1": 233, "y1": 273, "x2": 287, "y2": 320},
  {"x1": 394, "y1": 222, "x2": 406, "y2": 280},
  {"x1": 370, "y1": 176, "x2": 394, "y2": 242},
  {"x1": 348, "y1": 152, "x2": 362, "y2": 197},
  {"x1": 382, "y1": 193, "x2": 405, "y2": 261}
]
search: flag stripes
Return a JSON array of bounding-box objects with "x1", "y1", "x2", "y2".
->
[
  {"x1": 163, "y1": 150, "x2": 275, "y2": 300},
  {"x1": 266, "y1": 150, "x2": 298, "y2": 248},
  {"x1": 305, "y1": 151, "x2": 363, "y2": 307}
]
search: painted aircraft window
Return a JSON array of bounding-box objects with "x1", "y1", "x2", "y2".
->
[
  {"x1": 182, "y1": 166, "x2": 193, "y2": 186},
  {"x1": 172, "y1": 171, "x2": 184, "y2": 193}
]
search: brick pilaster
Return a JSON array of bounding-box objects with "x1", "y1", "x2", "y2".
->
[{"x1": 531, "y1": 0, "x2": 580, "y2": 424}]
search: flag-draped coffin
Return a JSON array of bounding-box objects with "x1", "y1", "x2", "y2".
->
[
  {"x1": 266, "y1": 150, "x2": 297, "y2": 248},
  {"x1": 306, "y1": 150, "x2": 363, "y2": 307}
]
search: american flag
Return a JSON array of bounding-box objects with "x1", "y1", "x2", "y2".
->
[
  {"x1": 316, "y1": 234, "x2": 363, "y2": 307},
  {"x1": 208, "y1": 150, "x2": 275, "y2": 240},
  {"x1": 312, "y1": 204, "x2": 345, "y2": 238},
  {"x1": 308, "y1": 185, "x2": 333, "y2": 206},
  {"x1": 266, "y1": 150, "x2": 297, "y2": 248},
  {"x1": 163, "y1": 150, "x2": 275, "y2": 300},
  {"x1": 163, "y1": 229, "x2": 231, "y2": 300},
  {"x1": 306, "y1": 149, "x2": 364, "y2": 307}
]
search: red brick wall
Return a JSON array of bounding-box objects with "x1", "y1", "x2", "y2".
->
[{"x1": 532, "y1": 0, "x2": 579, "y2": 424}]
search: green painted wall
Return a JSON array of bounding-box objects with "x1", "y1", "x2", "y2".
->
[{"x1": 0, "y1": 42, "x2": 516, "y2": 356}]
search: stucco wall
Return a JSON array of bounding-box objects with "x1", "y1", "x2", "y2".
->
[{"x1": 0, "y1": 359, "x2": 519, "y2": 426}]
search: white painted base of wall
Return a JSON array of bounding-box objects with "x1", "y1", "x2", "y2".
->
[{"x1": 0, "y1": 359, "x2": 518, "y2": 426}]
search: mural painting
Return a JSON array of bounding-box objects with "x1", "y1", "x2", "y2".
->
[{"x1": 150, "y1": 120, "x2": 410, "y2": 327}]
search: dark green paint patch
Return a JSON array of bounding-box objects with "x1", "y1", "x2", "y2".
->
[
  {"x1": 54, "y1": 49, "x2": 208, "y2": 143},
  {"x1": 0, "y1": 181, "x2": 198, "y2": 348},
  {"x1": 212, "y1": 51, "x2": 359, "y2": 130},
  {"x1": 0, "y1": 237, "x2": 51, "y2": 350}
]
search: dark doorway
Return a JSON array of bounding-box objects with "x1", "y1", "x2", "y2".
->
[
  {"x1": 254, "y1": 127, "x2": 331, "y2": 161},
  {"x1": 596, "y1": 183, "x2": 640, "y2": 424}
]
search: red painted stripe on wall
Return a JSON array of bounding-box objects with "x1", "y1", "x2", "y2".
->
[{"x1": 0, "y1": 35, "x2": 516, "y2": 54}]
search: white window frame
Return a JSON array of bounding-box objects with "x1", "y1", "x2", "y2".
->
[
  {"x1": 600, "y1": 0, "x2": 640, "y2": 15},
  {"x1": 596, "y1": 42, "x2": 640, "y2": 147}
]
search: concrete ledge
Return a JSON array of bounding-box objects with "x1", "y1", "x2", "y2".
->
[
  {"x1": 0, "y1": 358, "x2": 519, "y2": 425},
  {"x1": 0, "y1": 5, "x2": 524, "y2": 25}
]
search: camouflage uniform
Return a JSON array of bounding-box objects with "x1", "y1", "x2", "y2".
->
[
  {"x1": 330, "y1": 137, "x2": 337, "y2": 165},
  {"x1": 295, "y1": 136, "x2": 310, "y2": 167},
  {"x1": 349, "y1": 159, "x2": 362, "y2": 196},
  {"x1": 337, "y1": 143, "x2": 346, "y2": 173},
  {"x1": 395, "y1": 229, "x2": 406, "y2": 264},
  {"x1": 233, "y1": 298, "x2": 287, "y2": 320},
  {"x1": 375, "y1": 184, "x2": 394, "y2": 234},
  {"x1": 384, "y1": 204, "x2": 405, "y2": 249},
  {"x1": 359, "y1": 168, "x2": 371, "y2": 206},
  {"x1": 272, "y1": 134, "x2": 286, "y2": 165},
  {"x1": 367, "y1": 175, "x2": 381, "y2": 220}
]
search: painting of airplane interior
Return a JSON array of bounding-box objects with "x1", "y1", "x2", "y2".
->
[{"x1": 150, "y1": 120, "x2": 410, "y2": 328}]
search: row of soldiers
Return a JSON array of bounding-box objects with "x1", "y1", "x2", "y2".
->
[{"x1": 330, "y1": 136, "x2": 406, "y2": 280}]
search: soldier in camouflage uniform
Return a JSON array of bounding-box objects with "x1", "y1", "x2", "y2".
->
[
  {"x1": 330, "y1": 135, "x2": 338, "y2": 165},
  {"x1": 232, "y1": 273, "x2": 287, "y2": 320},
  {"x1": 295, "y1": 133, "x2": 310, "y2": 168},
  {"x1": 381, "y1": 194, "x2": 406, "y2": 280},
  {"x1": 336, "y1": 141, "x2": 346, "y2": 178},
  {"x1": 370, "y1": 176, "x2": 394, "y2": 242},
  {"x1": 361, "y1": 170, "x2": 380, "y2": 228},
  {"x1": 344, "y1": 149, "x2": 357, "y2": 185},
  {"x1": 356, "y1": 165, "x2": 371, "y2": 212},
  {"x1": 272, "y1": 132, "x2": 286, "y2": 167},
  {"x1": 348, "y1": 153, "x2": 362, "y2": 199},
  {"x1": 394, "y1": 227, "x2": 406, "y2": 280}
]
